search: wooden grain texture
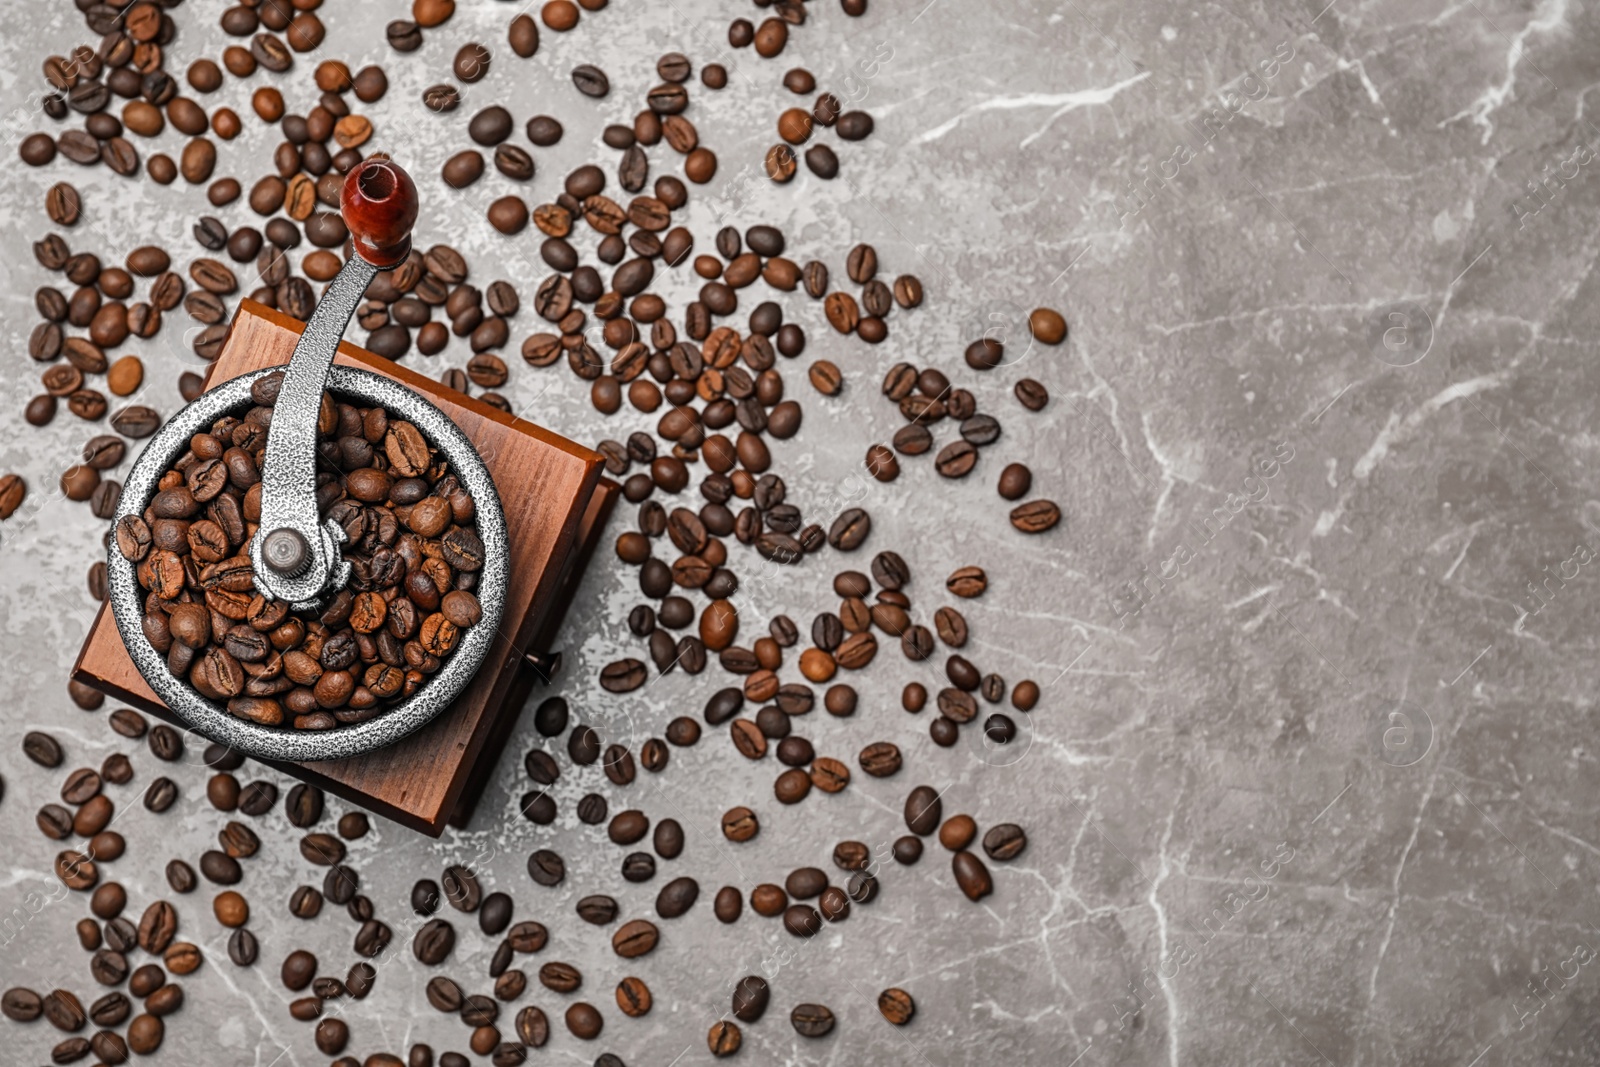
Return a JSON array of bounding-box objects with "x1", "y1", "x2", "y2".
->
[{"x1": 72, "y1": 301, "x2": 604, "y2": 834}]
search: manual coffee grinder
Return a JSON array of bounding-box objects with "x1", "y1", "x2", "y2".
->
[{"x1": 74, "y1": 159, "x2": 617, "y2": 835}]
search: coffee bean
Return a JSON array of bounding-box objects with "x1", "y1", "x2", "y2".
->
[
  {"x1": 413, "y1": 918, "x2": 456, "y2": 965},
  {"x1": 782, "y1": 1001, "x2": 834, "y2": 1037},
  {"x1": 569, "y1": 725, "x2": 603, "y2": 765},
  {"x1": 289, "y1": 885, "x2": 322, "y2": 918},
  {"x1": 836, "y1": 109, "x2": 875, "y2": 140},
  {"x1": 90, "y1": 948, "x2": 128, "y2": 985},
  {"x1": 1010, "y1": 499, "x2": 1061, "y2": 533},
  {"x1": 441, "y1": 864, "x2": 482, "y2": 911},
  {"x1": 952, "y1": 850, "x2": 994, "y2": 901},
  {"x1": 28, "y1": 324, "x2": 61, "y2": 365},
  {"x1": 88, "y1": 991, "x2": 128, "y2": 1027},
  {"x1": 960, "y1": 414, "x2": 1002, "y2": 447},
  {"x1": 528, "y1": 849, "x2": 565, "y2": 886},
  {"x1": 353, "y1": 919, "x2": 392, "y2": 958},
  {"x1": 488, "y1": 195, "x2": 528, "y2": 234},
  {"x1": 601, "y1": 974, "x2": 649, "y2": 1023},
  {"x1": 469, "y1": 106, "x2": 513, "y2": 145},
  {"x1": 286, "y1": 783, "x2": 323, "y2": 827},
  {"x1": 137, "y1": 900, "x2": 177, "y2": 953},
  {"x1": 440, "y1": 149, "x2": 483, "y2": 191},
  {"x1": 782, "y1": 902, "x2": 822, "y2": 938},
  {"x1": 612, "y1": 918, "x2": 658, "y2": 958},
  {"x1": 23, "y1": 730, "x2": 63, "y2": 768},
  {"x1": 564, "y1": 1000, "x2": 603, "y2": 1040},
  {"x1": 993, "y1": 461, "x2": 1035, "y2": 501},
  {"x1": 509, "y1": 14, "x2": 540, "y2": 56},
  {"x1": 828, "y1": 508, "x2": 871, "y2": 552},
  {"x1": 1013, "y1": 378, "x2": 1050, "y2": 412},
  {"x1": 42, "y1": 989, "x2": 86, "y2": 1032},
  {"x1": 321, "y1": 862, "x2": 359, "y2": 906},
  {"x1": 61, "y1": 764, "x2": 101, "y2": 806},
  {"x1": 526, "y1": 114, "x2": 564, "y2": 146},
  {"x1": 708, "y1": 1019, "x2": 742, "y2": 1056},
  {"x1": 46, "y1": 182, "x2": 82, "y2": 226},
  {"x1": 25, "y1": 394, "x2": 57, "y2": 426},
  {"x1": 720, "y1": 806, "x2": 758, "y2": 842},
  {"x1": 572, "y1": 64, "x2": 610, "y2": 97},
  {"x1": 490, "y1": 971, "x2": 527, "y2": 1009},
  {"x1": 871, "y1": 987, "x2": 915, "y2": 1026},
  {"x1": 450, "y1": 42, "x2": 490, "y2": 84},
  {"x1": 143, "y1": 777, "x2": 177, "y2": 813},
  {"x1": 420, "y1": 976, "x2": 465, "y2": 1019},
  {"x1": 514, "y1": 1004, "x2": 550, "y2": 1047},
  {"x1": 539, "y1": 960, "x2": 582, "y2": 994},
  {"x1": 934, "y1": 440, "x2": 978, "y2": 478},
  {"x1": 109, "y1": 405, "x2": 160, "y2": 437},
  {"x1": 300, "y1": 832, "x2": 345, "y2": 866}
]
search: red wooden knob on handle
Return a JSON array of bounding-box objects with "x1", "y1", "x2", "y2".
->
[{"x1": 341, "y1": 159, "x2": 418, "y2": 268}]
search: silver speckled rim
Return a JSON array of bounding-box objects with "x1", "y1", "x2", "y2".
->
[{"x1": 106, "y1": 365, "x2": 508, "y2": 764}]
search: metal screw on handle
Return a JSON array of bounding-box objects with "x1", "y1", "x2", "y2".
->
[
  {"x1": 261, "y1": 528, "x2": 311, "y2": 578},
  {"x1": 248, "y1": 159, "x2": 419, "y2": 609}
]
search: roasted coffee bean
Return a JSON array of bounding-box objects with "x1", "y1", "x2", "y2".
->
[
  {"x1": 91, "y1": 948, "x2": 130, "y2": 985},
  {"x1": 23, "y1": 731, "x2": 64, "y2": 768},
  {"x1": 286, "y1": 783, "x2": 323, "y2": 826},
  {"x1": 566, "y1": 1001, "x2": 604, "y2": 1040},
  {"x1": 413, "y1": 918, "x2": 456, "y2": 964},
  {"x1": 25, "y1": 394, "x2": 57, "y2": 426},
  {"x1": 612, "y1": 918, "x2": 658, "y2": 958},
  {"x1": 137, "y1": 901, "x2": 178, "y2": 953},
  {"x1": 995, "y1": 462, "x2": 1035, "y2": 501},
  {"x1": 828, "y1": 508, "x2": 871, "y2": 551},
  {"x1": 100, "y1": 753, "x2": 132, "y2": 787},
  {"x1": 469, "y1": 106, "x2": 514, "y2": 145},
  {"x1": 708, "y1": 1018, "x2": 743, "y2": 1057},
  {"x1": 509, "y1": 14, "x2": 540, "y2": 56},
  {"x1": 199, "y1": 850, "x2": 241, "y2": 885},
  {"x1": 652, "y1": 874, "x2": 698, "y2": 918},
  {"x1": 110, "y1": 405, "x2": 160, "y2": 437},
  {"x1": 528, "y1": 849, "x2": 565, "y2": 886},
  {"x1": 290, "y1": 885, "x2": 323, "y2": 918},
  {"x1": 521, "y1": 790, "x2": 557, "y2": 824},
  {"x1": 935, "y1": 440, "x2": 978, "y2": 478},
  {"x1": 791, "y1": 1002, "x2": 835, "y2": 1037},
  {"x1": 1014, "y1": 377, "x2": 1050, "y2": 411},
  {"x1": 526, "y1": 114, "x2": 564, "y2": 146},
  {"x1": 42, "y1": 989, "x2": 86, "y2": 1032},
  {"x1": 952, "y1": 850, "x2": 994, "y2": 900},
  {"x1": 610, "y1": 975, "x2": 652, "y2": 1021},
  {"x1": 476, "y1": 892, "x2": 512, "y2": 936},
  {"x1": 782, "y1": 903, "x2": 822, "y2": 938},
  {"x1": 88, "y1": 990, "x2": 129, "y2": 1028},
  {"x1": 143, "y1": 778, "x2": 177, "y2": 813},
  {"x1": 720, "y1": 805, "x2": 759, "y2": 842},
  {"x1": 323, "y1": 863, "x2": 358, "y2": 905},
  {"x1": 300, "y1": 833, "x2": 345, "y2": 866},
  {"x1": 539, "y1": 961, "x2": 582, "y2": 994},
  {"x1": 961, "y1": 414, "x2": 1002, "y2": 446},
  {"x1": 878, "y1": 987, "x2": 915, "y2": 1025},
  {"x1": 410, "y1": 878, "x2": 441, "y2": 917},
  {"x1": 571, "y1": 64, "x2": 610, "y2": 97},
  {"x1": 1010, "y1": 499, "x2": 1061, "y2": 533},
  {"x1": 577, "y1": 895, "x2": 618, "y2": 925},
  {"x1": 163, "y1": 859, "x2": 196, "y2": 894},
  {"x1": 426, "y1": 976, "x2": 464, "y2": 1012},
  {"x1": 904, "y1": 785, "x2": 943, "y2": 836},
  {"x1": 353, "y1": 919, "x2": 393, "y2": 958},
  {"x1": 442, "y1": 865, "x2": 482, "y2": 911}
]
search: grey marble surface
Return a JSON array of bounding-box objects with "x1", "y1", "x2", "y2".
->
[{"x1": 3, "y1": 0, "x2": 1600, "y2": 1065}]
